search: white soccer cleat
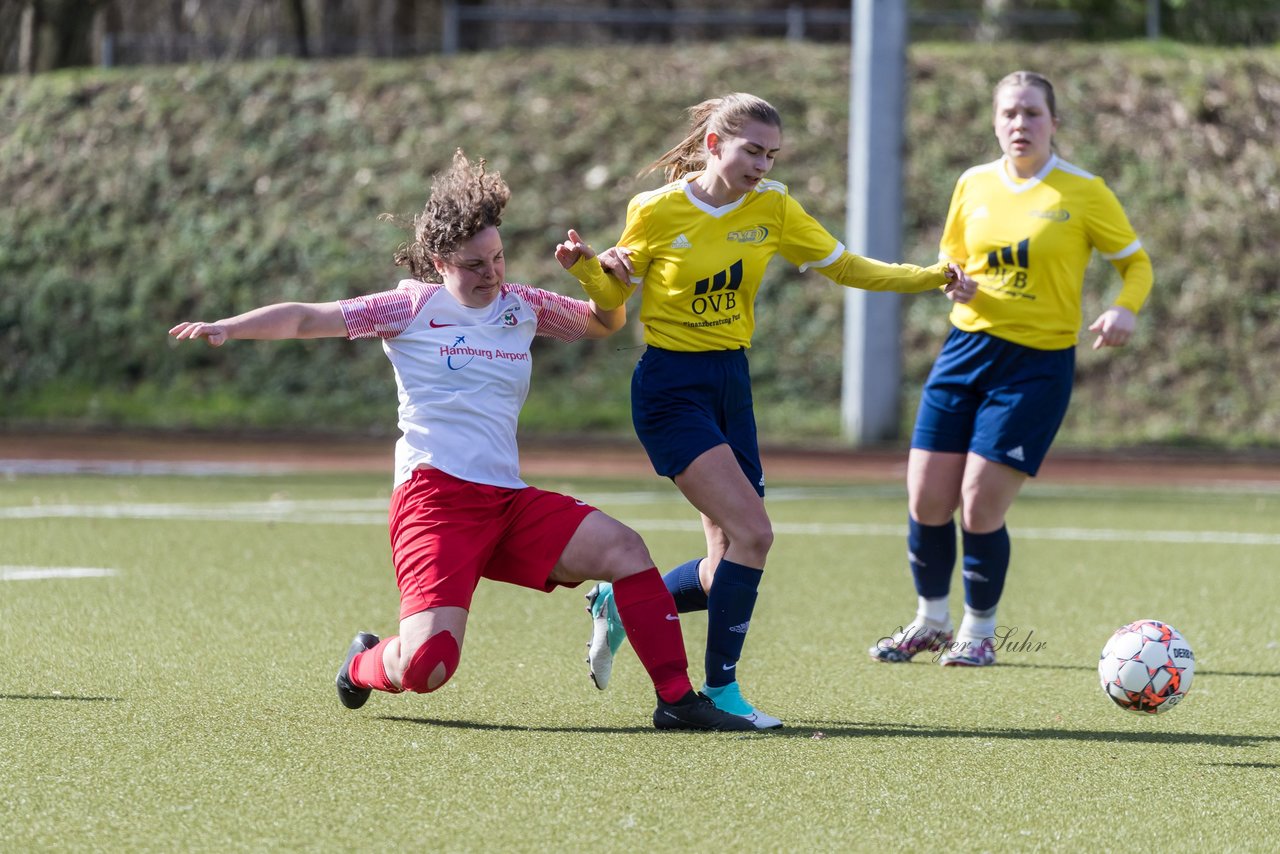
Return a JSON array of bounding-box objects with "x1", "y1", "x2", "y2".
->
[{"x1": 584, "y1": 583, "x2": 627, "y2": 689}]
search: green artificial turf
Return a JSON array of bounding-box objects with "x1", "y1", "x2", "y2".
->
[{"x1": 2, "y1": 472, "x2": 1278, "y2": 851}]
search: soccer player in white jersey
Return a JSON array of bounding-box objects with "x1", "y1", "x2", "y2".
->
[
  {"x1": 869, "y1": 71, "x2": 1155, "y2": 667},
  {"x1": 561, "y1": 93, "x2": 977, "y2": 728},
  {"x1": 169, "y1": 150, "x2": 756, "y2": 732}
]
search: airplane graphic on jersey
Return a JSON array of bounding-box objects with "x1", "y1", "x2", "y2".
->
[{"x1": 446, "y1": 335, "x2": 474, "y2": 370}]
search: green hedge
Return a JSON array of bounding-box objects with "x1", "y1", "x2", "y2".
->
[{"x1": 3, "y1": 41, "x2": 1278, "y2": 447}]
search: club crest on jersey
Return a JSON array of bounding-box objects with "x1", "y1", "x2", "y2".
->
[
  {"x1": 727, "y1": 226, "x2": 769, "y2": 244},
  {"x1": 502, "y1": 309, "x2": 518, "y2": 327}
]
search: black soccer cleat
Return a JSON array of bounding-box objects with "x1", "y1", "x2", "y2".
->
[
  {"x1": 336, "y1": 631, "x2": 380, "y2": 710},
  {"x1": 652, "y1": 691, "x2": 759, "y2": 732}
]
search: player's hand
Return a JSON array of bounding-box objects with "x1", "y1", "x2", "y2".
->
[
  {"x1": 598, "y1": 245, "x2": 634, "y2": 283},
  {"x1": 1088, "y1": 306, "x2": 1136, "y2": 350},
  {"x1": 554, "y1": 229, "x2": 596, "y2": 270},
  {"x1": 943, "y1": 263, "x2": 978, "y2": 304},
  {"x1": 169, "y1": 321, "x2": 229, "y2": 347}
]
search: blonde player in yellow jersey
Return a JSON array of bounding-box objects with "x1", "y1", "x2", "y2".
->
[
  {"x1": 869, "y1": 70, "x2": 1155, "y2": 668},
  {"x1": 562, "y1": 92, "x2": 976, "y2": 728}
]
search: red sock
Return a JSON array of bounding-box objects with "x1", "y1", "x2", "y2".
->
[
  {"x1": 612, "y1": 569, "x2": 694, "y2": 704},
  {"x1": 349, "y1": 637, "x2": 402, "y2": 693}
]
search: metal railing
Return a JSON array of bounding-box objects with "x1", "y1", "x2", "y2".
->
[{"x1": 82, "y1": 1, "x2": 1226, "y2": 70}]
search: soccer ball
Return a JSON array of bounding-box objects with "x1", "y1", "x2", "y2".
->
[{"x1": 1098, "y1": 620, "x2": 1195, "y2": 714}]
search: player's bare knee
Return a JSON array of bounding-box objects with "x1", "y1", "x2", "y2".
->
[
  {"x1": 400, "y1": 631, "x2": 461, "y2": 694},
  {"x1": 596, "y1": 525, "x2": 653, "y2": 579},
  {"x1": 734, "y1": 519, "x2": 774, "y2": 559},
  {"x1": 911, "y1": 497, "x2": 957, "y2": 525},
  {"x1": 961, "y1": 502, "x2": 1004, "y2": 534}
]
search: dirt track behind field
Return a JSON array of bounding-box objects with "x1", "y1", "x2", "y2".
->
[{"x1": 4, "y1": 431, "x2": 1280, "y2": 488}]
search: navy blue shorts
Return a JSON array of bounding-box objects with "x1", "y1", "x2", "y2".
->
[
  {"x1": 631, "y1": 346, "x2": 765, "y2": 496},
  {"x1": 912, "y1": 328, "x2": 1075, "y2": 476}
]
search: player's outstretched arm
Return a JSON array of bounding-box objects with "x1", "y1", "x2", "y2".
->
[
  {"x1": 554, "y1": 229, "x2": 626, "y2": 338},
  {"x1": 816, "y1": 253, "x2": 955, "y2": 294},
  {"x1": 169, "y1": 302, "x2": 347, "y2": 346},
  {"x1": 557, "y1": 228, "x2": 632, "y2": 313}
]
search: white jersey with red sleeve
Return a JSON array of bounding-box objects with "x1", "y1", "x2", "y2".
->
[{"x1": 338, "y1": 279, "x2": 591, "y2": 488}]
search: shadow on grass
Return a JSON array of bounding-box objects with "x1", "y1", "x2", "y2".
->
[
  {"x1": 0, "y1": 694, "x2": 120, "y2": 702},
  {"x1": 378, "y1": 715, "x2": 660, "y2": 735},
  {"x1": 1204, "y1": 762, "x2": 1280, "y2": 769},
  {"x1": 379, "y1": 715, "x2": 1274, "y2": 748},
  {"x1": 782, "y1": 720, "x2": 1279, "y2": 747}
]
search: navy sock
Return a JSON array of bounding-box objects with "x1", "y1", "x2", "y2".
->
[
  {"x1": 662, "y1": 558, "x2": 708, "y2": 613},
  {"x1": 961, "y1": 525, "x2": 1010, "y2": 611},
  {"x1": 704, "y1": 559, "x2": 763, "y2": 688},
  {"x1": 907, "y1": 516, "x2": 956, "y2": 599}
]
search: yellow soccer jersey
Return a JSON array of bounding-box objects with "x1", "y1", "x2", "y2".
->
[
  {"x1": 610, "y1": 174, "x2": 844, "y2": 351},
  {"x1": 941, "y1": 155, "x2": 1153, "y2": 350},
  {"x1": 567, "y1": 173, "x2": 952, "y2": 350}
]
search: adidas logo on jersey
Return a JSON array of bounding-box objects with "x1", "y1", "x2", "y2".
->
[
  {"x1": 671, "y1": 233, "x2": 692, "y2": 249},
  {"x1": 1007, "y1": 446, "x2": 1026, "y2": 462}
]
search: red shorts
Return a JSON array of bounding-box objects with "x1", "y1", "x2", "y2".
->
[{"x1": 389, "y1": 467, "x2": 598, "y2": 619}]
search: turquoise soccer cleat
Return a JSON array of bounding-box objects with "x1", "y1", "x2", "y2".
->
[
  {"x1": 702, "y1": 680, "x2": 783, "y2": 730},
  {"x1": 584, "y1": 582, "x2": 627, "y2": 689}
]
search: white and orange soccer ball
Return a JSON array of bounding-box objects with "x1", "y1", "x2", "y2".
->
[{"x1": 1098, "y1": 620, "x2": 1195, "y2": 714}]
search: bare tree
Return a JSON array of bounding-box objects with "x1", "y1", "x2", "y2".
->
[
  {"x1": 16, "y1": 0, "x2": 107, "y2": 72},
  {"x1": 314, "y1": 0, "x2": 352, "y2": 55},
  {"x1": 609, "y1": 0, "x2": 675, "y2": 44},
  {"x1": 284, "y1": 0, "x2": 310, "y2": 57}
]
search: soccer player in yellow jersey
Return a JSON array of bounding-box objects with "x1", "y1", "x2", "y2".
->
[
  {"x1": 562, "y1": 92, "x2": 976, "y2": 728},
  {"x1": 869, "y1": 71, "x2": 1154, "y2": 668}
]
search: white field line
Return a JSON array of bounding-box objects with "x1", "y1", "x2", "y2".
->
[
  {"x1": 633, "y1": 519, "x2": 1280, "y2": 546},
  {"x1": 0, "y1": 459, "x2": 295, "y2": 476},
  {"x1": 1, "y1": 566, "x2": 118, "y2": 581},
  {"x1": 3, "y1": 498, "x2": 1280, "y2": 546}
]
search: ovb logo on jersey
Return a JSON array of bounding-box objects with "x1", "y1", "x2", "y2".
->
[
  {"x1": 987, "y1": 239, "x2": 1029, "y2": 270},
  {"x1": 691, "y1": 259, "x2": 743, "y2": 316},
  {"x1": 986, "y1": 238, "x2": 1032, "y2": 293}
]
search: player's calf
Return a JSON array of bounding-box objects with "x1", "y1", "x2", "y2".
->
[{"x1": 401, "y1": 631, "x2": 462, "y2": 693}]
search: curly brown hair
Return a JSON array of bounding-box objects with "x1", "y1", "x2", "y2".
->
[{"x1": 386, "y1": 149, "x2": 511, "y2": 282}]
